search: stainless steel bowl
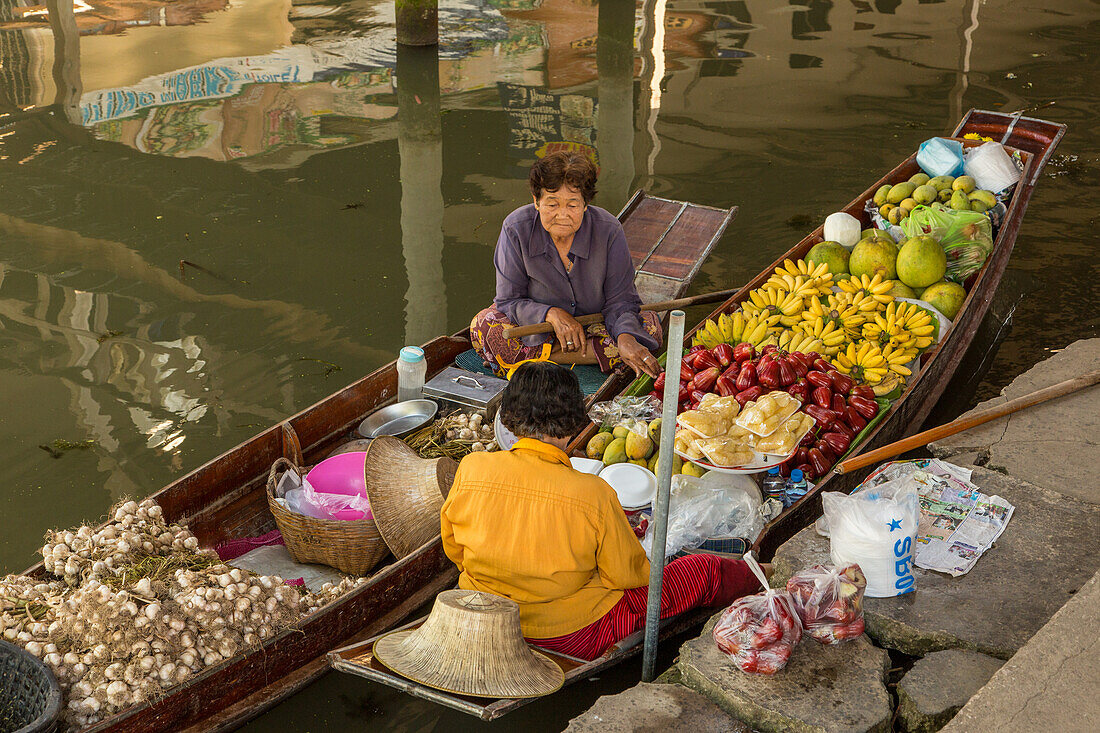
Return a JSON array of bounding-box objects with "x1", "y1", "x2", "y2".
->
[{"x1": 357, "y1": 399, "x2": 438, "y2": 439}]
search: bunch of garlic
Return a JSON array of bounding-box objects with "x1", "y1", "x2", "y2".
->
[
  {"x1": 299, "y1": 575, "x2": 369, "y2": 616},
  {"x1": 441, "y1": 411, "x2": 498, "y2": 452}
]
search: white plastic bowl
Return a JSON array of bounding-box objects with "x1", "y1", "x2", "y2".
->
[
  {"x1": 569, "y1": 457, "x2": 603, "y2": 475},
  {"x1": 599, "y1": 463, "x2": 657, "y2": 509},
  {"x1": 493, "y1": 411, "x2": 518, "y2": 451}
]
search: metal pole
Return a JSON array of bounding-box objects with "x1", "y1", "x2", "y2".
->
[
  {"x1": 395, "y1": 0, "x2": 439, "y2": 46},
  {"x1": 641, "y1": 309, "x2": 685, "y2": 682}
]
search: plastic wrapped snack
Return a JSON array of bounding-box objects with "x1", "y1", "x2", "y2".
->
[
  {"x1": 786, "y1": 563, "x2": 867, "y2": 645},
  {"x1": 698, "y1": 394, "x2": 742, "y2": 420},
  {"x1": 735, "y1": 392, "x2": 801, "y2": 437},
  {"x1": 754, "y1": 413, "x2": 816, "y2": 455},
  {"x1": 678, "y1": 409, "x2": 732, "y2": 439},
  {"x1": 675, "y1": 430, "x2": 705, "y2": 461},
  {"x1": 696, "y1": 437, "x2": 754, "y2": 468},
  {"x1": 726, "y1": 423, "x2": 756, "y2": 444},
  {"x1": 713, "y1": 553, "x2": 803, "y2": 674}
]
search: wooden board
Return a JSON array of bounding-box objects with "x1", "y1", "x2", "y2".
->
[{"x1": 328, "y1": 608, "x2": 712, "y2": 721}]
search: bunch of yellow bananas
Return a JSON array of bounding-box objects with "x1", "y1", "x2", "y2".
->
[
  {"x1": 880, "y1": 342, "x2": 918, "y2": 377},
  {"x1": 792, "y1": 315, "x2": 847, "y2": 356},
  {"x1": 836, "y1": 273, "x2": 895, "y2": 305},
  {"x1": 833, "y1": 340, "x2": 889, "y2": 384},
  {"x1": 742, "y1": 287, "x2": 804, "y2": 327},
  {"x1": 777, "y1": 330, "x2": 825, "y2": 355},
  {"x1": 765, "y1": 259, "x2": 834, "y2": 298},
  {"x1": 893, "y1": 301, "x2": 936, "y2": 349},
  {"x1": 691, "y1": 312, "x2": 780, "y2": 349},
  {"x1": 804, "y1": 295, "x2": 867, "y2": 341}
]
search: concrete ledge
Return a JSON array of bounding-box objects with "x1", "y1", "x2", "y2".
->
[
  {"x1": 564, "y1": 681, "x2": 751, "y2": 732},
  {"x1": 941, "y1": 567, "x2": 1100, "y2": 732},
  {"x1": 678, "y1": 617, "x2": 892, "y2": 733},
  {"x1": 896, "y1": 649, "x2": 1003, "y2": 732},
  {"x1": 930, "y1": 338, "x2": 1100, "y2": 505}
]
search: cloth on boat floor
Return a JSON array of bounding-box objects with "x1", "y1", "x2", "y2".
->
[
  {"x1": 215, "y1": 528, "x2": 285, "y2": 561},
  {"x1": 526, "y1": 554, "x2": 759, "y2": 661},
  {"x1": 224, "y1": 542, "x2": 345, "y2": 592},
  {"x1": 453, "y1": 349, "x2": 609, "y2": 396}
]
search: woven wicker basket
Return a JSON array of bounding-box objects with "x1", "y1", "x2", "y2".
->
[
  {"x1": 0, "y1": 640, "x2": 61, "y2": 733},
  {"x1": 265, "y1": 458, "x2": 389, "y2": 575}
]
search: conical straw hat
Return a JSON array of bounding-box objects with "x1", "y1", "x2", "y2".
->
[
  {"x1": 373, "y1": 590, "x2": 565, "y2": 698},
  {"x1": 363, "y1": 436, "x2": 458, "y2": 559}
]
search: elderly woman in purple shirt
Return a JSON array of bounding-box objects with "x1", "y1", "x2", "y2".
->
[{"x1": 471, "y1": 152, "x2": 663, "y2": 378}]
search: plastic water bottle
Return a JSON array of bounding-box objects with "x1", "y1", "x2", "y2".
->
[
  {"x1": 396, "y1": 346, "x2": 426, "y2": 402},
  {"x1": 761, "y1": 467, "x2": 787, "y2": 506},
  {"x1": 786, "y1": 469, "x2": 809, "y2": 506}
]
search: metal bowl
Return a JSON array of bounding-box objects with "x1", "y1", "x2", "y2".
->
[{"x1": 357, "y1": 399, "x2": 438, "y2": 439}]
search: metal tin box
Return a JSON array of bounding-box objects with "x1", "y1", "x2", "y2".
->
[{"x1": 422, "y1": 367, "x2": 508, "y2": 416}]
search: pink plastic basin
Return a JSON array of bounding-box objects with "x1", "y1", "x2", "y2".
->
[{"x1": 304, "y1": 451, "x2": 372, "y2": 521}]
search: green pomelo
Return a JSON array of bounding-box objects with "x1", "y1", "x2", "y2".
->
[
  {"x1": 850, "y1": 237, "x2": 899, "y2": 280},
  {"x1": 896, "y1": 236, "x2": 947, "y2": 288},
  {"x1": 921, "y1": 281, "x2": 967, "y2": 320},
  {"x1": 806, "y1": 241, "x2": 851, "y2": 275}
]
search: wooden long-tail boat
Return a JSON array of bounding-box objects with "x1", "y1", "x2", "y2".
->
[
  {"x1": 14, "y1": 191, "x2": 733, "y2": 733},
  {"x1": 575, "y1": 109, "x2": 1066, "y2": 560},
  {"x1": 322, "y1": 109, "x2": 1064, "y2": 723}
]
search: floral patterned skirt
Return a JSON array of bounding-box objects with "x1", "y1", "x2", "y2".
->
[{"x1": 470, "y1": 307, "x2": 662, "y2": 375}]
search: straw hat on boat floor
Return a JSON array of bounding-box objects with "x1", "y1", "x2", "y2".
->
[{"x1": 372, "y1": 590, "x2": 565, "y2": 698}]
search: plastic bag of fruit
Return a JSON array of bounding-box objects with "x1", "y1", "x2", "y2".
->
[
  {"x1": 901, "y1": 204, "x2": 994, "y2": 284},
  {"x1": 712, "y1": 552, "x2": 802, "y2": 674},
  {"x1": 586, "y1": 395, "x2": 662, "y2": 436},
  {"x1": 785, "y1": 563, "x2": 867, "y2": 645}
]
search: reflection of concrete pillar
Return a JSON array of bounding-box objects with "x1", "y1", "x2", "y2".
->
[
  {"x1": 396, "y1": 0, "x2": 439, "y2": 46},
  {"x1": 46, "y1": 0, "x2": 82, "y2": 124},
  {"x1": 397, "y1": 43, "x2": 446, "y2": 346},
  {"x1": 597, "y1": 0, "x2": 636, "y2": 209}
]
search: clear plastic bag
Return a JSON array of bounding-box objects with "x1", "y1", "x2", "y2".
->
[
  {"x1": 640, "y1": 475, "x2": 729, "y2": 560},
  {"x1": 285, "y1": 477, "x2": 373, "y2": 521},
  {"x1": 822, "y1": 480, "x2": 918, "y2": 597},
  {"x1": 713, "y1": 553, "x2": 802, "y2": 674},
  {"x1": 702, "y1": 472, "x2": 765, "y2": 542},
  {"x1": 901, "y1": 204, "x2": 995, "y2": 284},
  {"x1": 587, "y1": 395, "x2": 662, "y2": 436},
  {"x1": 786, "y1": 563, "x2": 867, "y2": 645},
  {"x1": 963, "y1": 142, "x2": 1021, "y2": 193}
]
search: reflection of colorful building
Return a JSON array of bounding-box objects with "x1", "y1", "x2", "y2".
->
[{"x1": 1, "y1": 0, "x2": 228, "y2": 36}]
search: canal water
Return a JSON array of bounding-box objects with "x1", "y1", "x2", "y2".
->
[{"x1": 1, "y1": 0, "x2": 1097, "y2": 729}]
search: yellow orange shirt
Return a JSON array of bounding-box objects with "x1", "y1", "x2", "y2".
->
[{"x1": 440, "y1": 438, "x2": 651, "y2": 638}]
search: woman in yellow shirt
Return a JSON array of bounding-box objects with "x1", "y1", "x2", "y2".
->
[{"x1": 440, "y1": 362, "x2": 762, "y2": 660}]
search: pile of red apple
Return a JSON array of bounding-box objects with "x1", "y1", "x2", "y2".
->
[
  {"x1": 712, "y1": 589, "x2": 803, "y2": 675},
  {"x1": 649, "y1": 343, "x2": 882, "y2": 480},
  {"x1": 786, "y1": 564, "x2": 867, "y2": 645}
]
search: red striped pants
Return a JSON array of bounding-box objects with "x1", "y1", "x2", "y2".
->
[{"x1": 527, "y1": 554, "x2": 760, "y2": 661}]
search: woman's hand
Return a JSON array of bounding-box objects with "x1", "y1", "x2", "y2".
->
[
  {"x1": 546, "y1": 307, "x2": 587, "y2": 355},
  {"x1": 617, "y1": 334, "x2": 660, "y2": 378}
]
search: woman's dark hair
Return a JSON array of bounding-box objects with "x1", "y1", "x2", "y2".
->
[
  {"x1": 529, "y1": 151, "x2": 598, "y2": 204},
  {"x1": 499, "y1": 362, "x2": 589, "y2": 440}
]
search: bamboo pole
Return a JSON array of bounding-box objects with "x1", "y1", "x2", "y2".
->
[
  {"x1": 642, "y1": 309, "x2": 685, "y2": 682},
  {"x1": 835, "y1": 369, "x2": 1100, "y2": 475},
  {"x1": 500, "y1": 288, "x2": 740, "y2": 340}
]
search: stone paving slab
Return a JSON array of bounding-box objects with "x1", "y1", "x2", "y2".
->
[
  {"x1": 941, "y1": 568, "x2": 1100, "y2": 733},
  {"x1": 930, "y1": 338, "x2": 1100, "y2": 505},
  {"x1": 564, "y1": 682, "x2": 750, "y2": 733},
  {"x1": 678, "y1": 619, "x2": 891, "y2": 733},
  {"x1": 896, "y1": 649, "x2": 1004, "y2": 732},
  {"x1": 772, "y1": 466, "x2": 1100, "y2": 659}
]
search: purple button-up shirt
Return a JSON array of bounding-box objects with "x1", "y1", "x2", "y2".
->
[{"x1": 493, "y1": 204, "x2": 659, "y2": 350}]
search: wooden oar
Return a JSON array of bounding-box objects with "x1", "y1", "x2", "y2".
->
[
  {"x1": 835, "y1": 368, "x2": 1100, "y2": 475},
  {"x1": 500, "y1": 287, "x2": 742, "y2": 339}
]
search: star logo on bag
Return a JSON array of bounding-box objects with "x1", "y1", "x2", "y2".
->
[{"x1": 887, "y1": 518, "x2": 902, "y2": 531}]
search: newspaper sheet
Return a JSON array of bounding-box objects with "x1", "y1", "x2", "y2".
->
[{"x1": 858, "y1": 459, "x2": 1014, "y2": 576}]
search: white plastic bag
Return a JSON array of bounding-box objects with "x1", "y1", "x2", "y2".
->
[
  {"x1": 641, "y1": 475, "x2": 729, "y2": 560},
  {"x1": 285, "y1": 477, "x2": 373, "y2": 521},
  {"x1": 821, "y1": 480, "x2": 918, "y2": 597},
  {"x1": 963, "y1": 142, "x2": 1021, "y2": 193}
]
